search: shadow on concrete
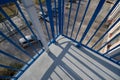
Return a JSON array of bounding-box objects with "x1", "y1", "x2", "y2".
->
[{"x1": 40, "y1": 40, "x2": 120, "y2": 80}]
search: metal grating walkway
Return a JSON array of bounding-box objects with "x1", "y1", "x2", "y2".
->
[{"x1": 18, "y1": 36, "x2": 120, "y2": 80}]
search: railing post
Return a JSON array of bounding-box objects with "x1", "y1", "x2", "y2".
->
[
  {"x1": 46, "y1": 0, "x2": 55, "y2": 42},
  {"x1": 22, "y1": 0, "x2": 49, "y2": 51},
  {"x1": 75, "y1": 0, "x2": 91, "y2": 40},
  {"x1": 77, "y1": 0, "x2": 106, "y2": 47},
  {"x1": 58, "y1": 0, "x2": 62, "y2": 34},
  {"x1": 86, "y1": 0, "x2": 120, "y2": 46},
  {"x1": 91, "y1": 18, "x2": 120, "y2": 49},
  {"x1": 61, "y1": 0, "x2": 64, "y2": 34},
  {"x1": 39, "y1": 0, "x2": 51, "y2": 41},
  {"x1": 104, "y1": 44, "x2": 120, "y2": 55},
  {"x1": 66, "y1": 0, "x2": 73, "y2": 35}
]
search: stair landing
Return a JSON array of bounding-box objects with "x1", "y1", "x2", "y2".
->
[{"x1": 18, "y1": 36, "x2": 120, "y2": 80}]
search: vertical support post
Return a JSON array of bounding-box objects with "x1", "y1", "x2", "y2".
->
[
  {"x1": 108, "y1": 2, "x2": 120, "y2": 21},
  {"x1": 0, "y1": 50, "x2": 27, "y2": 64},
  {"x1": 78, "y1": 0, "x2": 105, "y2": 47},
  {"x1": 39, "y1": 0, "x2": 51, "y2": 41},
  {"x1": 104, "y1": 44, "x2": 120, "y2": 55},
  {"x1": 61, "y1": 0, "x2": 64, "y2": 34},
  {"x1": 71, "y1": 0, "x2": 81, "y2": 37},
  {"x1": 91, "y1": 18, "x2": 120, "y2": 48},
  {"x1": 75, "y1": 0, "x2": 91, "y2": 40},
  {"x1": 15, "y1": 1, "x2": 37, "y2": 40},
  {"x1": 66, "y1": 0, "x2": 73, "y2": 35},
  {"x1": 46, "y1": 0, "x2": 55, "y2": 42},
  {"x1": 54, "y1": 0, "x2": 58, "y2": 35},
  {"x1": 58, "y1": 0, "x2": 62, "y2": 34},
  {"x1": 86, "y1": 0, "x2": 120, "y2": 45},
  {"x1": 22, "y1": 0, "x2": 49, "y2": 51}
]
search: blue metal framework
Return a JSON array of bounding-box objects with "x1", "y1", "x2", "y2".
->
[
  {"x1": 58, "y1": 0, "x2": 62, "y2": 34},
  {"x1": 46, "y1": 0, "x2": 55, "y2": 42},
  {"x1": 39, "y1": 0, "x2": 51, "y2": 41},
  {"x1": 54, "y1": 0, "x2": 58, "y2": 35},
  {"x1": 91, "y1": 18, "x2": 120, "y2": 49},
  {"x1": 75, "y1": 0, "x2": 91, "y2": 40},
  {"x1": 0, "y1": 0, "x2": 119, "y2": 79},
  {"x1": 61, "y1": 0, "x2": 65, "y2": 34},
  {"x1": 0, "y1": 50, "x2": 27, "y2": 64},
  {"x1": 104, "y1": 44, "x2": 120, "y2": 55},
  {"x1": 66, "y1": 0, "x2": 73, "y2": 35},
  {"x1": 0, "y1": 0, "x2": 16, "y2": 5},
  {"x1": 97, "y1": 33, "x2": 120, "y2": 51},
  {"x1": 79, "y1": 0, "x2": 105, "y2": 45},
  {"x1": 70, "y1": 0, "x2": 81, "y2": 37},
  {"x1": 86, "y1": 0, "x2": 120, "y2": 46}
]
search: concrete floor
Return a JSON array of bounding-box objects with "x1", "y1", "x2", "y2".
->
[{"x1": 18, "y1": 36, "x2": 120, "y2": 80}]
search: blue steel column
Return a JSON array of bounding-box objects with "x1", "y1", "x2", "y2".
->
[
  {"x1": 71, "y1": 0, "x2": 81, "y2": 37},
  {"x1": 91, "y1": 18, "x2": 120, "y2": 48},
  {"x1": 0, "y1": 7, "x2": 39, "y2": 54},
  {"x1": 104, "y1": 44, "x2": 120, "y2": 55},
  {"x1": 0, "y1": 31, "x2": 33, "y2": 58},
  {"x1": 58, "y1": 0, "x2": 62, "y2": 34},
  {"x1": 15, "y1": 1, "x2": 36, "y2": 39},
  {"x1": 15, "y1": 1, "x2": 43, "y2": 48},
  {"x1": 61, "y1": 0, "x2": 64, "y2": 34},
  {"x1": 46, "y1": 0, "x2": 55, "y2": 42},
  {"x1": 75, "y1": 0, "x2": 91, "y2": 40},
  {"x1": 77, "y1": 0, "x2": 106, "y2": 47},
  {"x1": 97, "y1": 33, "x2": 120, "y2": 51},
  {"x1": 0, "y1": 50, "x2": 27, "y2": 64},
  {"x1": 54, "y1": 0, "x2": 58, "y2": 35},
  {"x1": 0, "y1": 0, "x2": 15, "y2": 5},
  {"x1": 66, "y1": 0, "x2": 73, "y2": 35},
  {"x1": 0, "y1": 64, "x2": 20, "y2": 71},
  {"x1": 86, "y1": 0, "x2": 120, "y2": 45},
  {"x1": 39, "y1": 0, "x2": 51, "y2": 41}
]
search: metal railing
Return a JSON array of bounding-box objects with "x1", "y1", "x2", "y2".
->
[{"x1": 0, "y1": 0, "x2": 119, "y2": 79}]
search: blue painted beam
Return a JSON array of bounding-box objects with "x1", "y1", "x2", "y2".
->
[
  {"x1": 81, "y1": 44, "x2": 120, "y2": 65},
  {"x1": 15, "y1": 1, "x2": 44, "y2": 48},
  {"x1": 54, "y1": 0, "x2": 58, "y2": 35},
  {"x1": 14, "y1": 49, "x2": 44, "y2": 80},
  {"x1": 0, "y1": 7, "x2": 39, "y2": 54},
  {"x1": 46, "y1": 0, "x2": 55, "y2": 42},
  {"x1": 0, "y1": 31, "x2": 33, "y2": 58},
  {"x1": 0, "y1": 76, "x2": 16, "y2": 79},
  {"x1": 58, "y1": 0, "x2": 62, "y2": 34},
  {"x1": 110, "y1": 52, "x2": 120, "y2": 58},
  {"x1": 39, "y1": 0, "x2": 51, "y2": 41},
  {"x1": 104, "y1": 44, "x2": 120, "y2": 55},
  {"x1": 79, "y1": 0, "x2": 106, "y2": 46},
  {"x1": 91, "y1": 18, "x2": 120, "y2": 48},
  {"x1": 66, "y1": 0, "x2": 73, "y2": 35},
  {"x1": 71, "y1": 0, "x2": 81, "y2": 37},
  {"x1": 0, "y1": 0, "x2": 16, "y2": 5},
  {"x1": 0, "y1": 50, "x2": 27, "y2": 64},
  {"x1": 86, "y1": 0, "x2": 120, "y2": 45},
  {"x1": 14, "y1": 35, "x2": 60, "y2": 79},
  {"x1": 97, "y1": 33, "x2": 120, "y2": 51},
  {"x1": 15, "y1": 1, "x2": 39, "y2": 41},
  {"x1": 61, "y1": 0, "x2": 64, "y2": 34},
  {"x1": 0, "y1": 64, "x2": 20, "y2": 71},
  {"x1": 75, "y1": 0, "x2": 90, "y2": 40}
]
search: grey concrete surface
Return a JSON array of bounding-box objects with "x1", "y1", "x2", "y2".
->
[{"x1": 18, "y1": 36, "x2": 120, "y2": 80}]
